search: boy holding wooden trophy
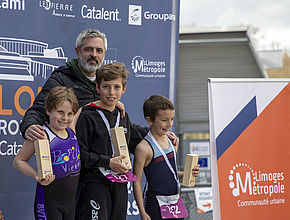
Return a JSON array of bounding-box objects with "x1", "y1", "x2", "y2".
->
[
  {"x1": 75, "y1": 62, "x2": 147, "y2": 220},
  {"x1": 133, "y1": 95, "x2": 200, "y2": 220}
]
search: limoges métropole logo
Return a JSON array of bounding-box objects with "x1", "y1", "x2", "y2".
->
[
  {"x1": 228, "y1": 162, "x2": 286, "y2": 207},
  {"x1": 131, "y1": 56, "x2": 166, "y2": 78}
]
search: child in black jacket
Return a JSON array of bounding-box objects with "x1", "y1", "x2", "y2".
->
[{"x1": 75, "y1": 62, "x2": 146, "y2": 220}]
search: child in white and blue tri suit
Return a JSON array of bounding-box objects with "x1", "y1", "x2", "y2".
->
[
  {"x1": 133, "y1": 95, "x2": 200, "y2": 220},
  {"x1": 14, "y1": 86, "x2": 81, "y2": 220}
]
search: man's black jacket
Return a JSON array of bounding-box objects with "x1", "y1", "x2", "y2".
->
[
  {"x1": 20, "y1": 63, "x2": 149, "y2": 153},
  {"x1": 20, "y1": 65, "x2": 100, "y2": 137}
]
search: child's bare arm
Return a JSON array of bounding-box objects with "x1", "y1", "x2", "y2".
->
[
  {"x1": 133, "y1": 141, "x2": 152, "y2": 220},
  {"x1": 13, "y1": 140, "x2": 55, "y2": 185},
  {"x1": 13, "y1": 140, "x2": 38, "y2": 179}
]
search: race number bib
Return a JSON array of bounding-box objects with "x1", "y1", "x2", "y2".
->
[
  {"x1": 99, "y1": 167, "x2": 138, "y2": 183},
  {"x1": 156, "y1": 194, "x2": 188, "y2": 219}
]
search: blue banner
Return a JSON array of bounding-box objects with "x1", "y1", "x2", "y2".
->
[{"x1": 0, "y1": 1, "x2": 179, "y2": 219}]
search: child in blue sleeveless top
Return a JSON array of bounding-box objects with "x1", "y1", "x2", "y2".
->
[
  {"x1": 133, "y1": 95, "x2": 200, "y2": 220},
  {"x1": 14, "y1": 86, "x2": 81, "y2": 220}
]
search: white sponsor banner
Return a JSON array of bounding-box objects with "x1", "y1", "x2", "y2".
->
[
  {"x1": 189, "y1": 141, "x2": 209, "y2": 156},
  {"x1": 194, "y1": 187, "x2": 213, "y2": 213}
]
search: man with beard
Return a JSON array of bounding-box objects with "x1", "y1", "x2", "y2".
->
[
  {"x1": 20, "y1": 29, "x2": 177, "y2": 143},
  {"x1": 19, "y1": 29, "x2": 179, "y2": 219},
  {"x1": 20, "y1": 29, "x2": 118, "y2": 141}
]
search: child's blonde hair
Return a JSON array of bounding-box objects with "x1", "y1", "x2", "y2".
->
[{"x1": 45, "y1": 86, "x2": 79, "y2": 114}]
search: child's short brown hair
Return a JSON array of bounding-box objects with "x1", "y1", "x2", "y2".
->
[
  {"x1": 143, "y1": 95, "x2": 175, "y2": 121},
  {"x1": 45, "y1": 86, "x2": 79, "y2": 114},
  {"x1": 96, "y1": 62, "x2": 129, "y2": 88}
]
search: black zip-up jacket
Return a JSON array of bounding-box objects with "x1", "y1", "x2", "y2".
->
[
  {"x1": 20, "y1": 65, "x2": 99, "y2": 137},
  {"x1": 76, "y1": 104, "x2": 147, "y2": 183}
]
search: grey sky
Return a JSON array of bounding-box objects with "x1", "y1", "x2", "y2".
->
[{"x1": 180, "y1": 0, "x2": 290, "y2": 50}]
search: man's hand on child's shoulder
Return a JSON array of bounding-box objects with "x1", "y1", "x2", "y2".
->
[
  {"x1": 116, "y1": 101, "x2": 125, "y2": 118},
  {"x1": 25, "y1": 124, "x2": 46, "y2": 142},
  {"x1": 167, "y1": 132, "x2": 179, "y2": 148}
]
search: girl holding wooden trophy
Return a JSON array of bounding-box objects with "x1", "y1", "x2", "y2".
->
[{"x1": 14, "y1": 86, "x2": 81, "y2": 220}]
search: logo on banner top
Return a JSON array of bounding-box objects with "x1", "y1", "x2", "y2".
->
[
  {"x1": 81, "y1": 5, "x2": 120, "y2": 21},
  {"x1": 128, "y1": 5, "x2": 142, "y2": 26},
  {"x1": 228, "y1": 162, "x2": 285, "y2": 206},
  {"x1": 128, "y1": 5, "x2": 176, "y2": 26},
  {"x1": 39, "y1": 0, "x2": 75, "y2": 18},
  {"x1": 131, "y1": 56, "x2": 166, "y2": 78},
  {"x1": 144, "y1": 11, "x2": 176, "y2": 22},
  {"x1": 0, "y1": 0, "x2": 25, "y2": 11}
]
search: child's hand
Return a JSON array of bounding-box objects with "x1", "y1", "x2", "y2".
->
[
  {"x1": 109, "y1": 155, "x2": 129, "y2": 174},
  {"x1": 192, "y1": 165, "x2": 200, "y2": 177},
  {"x1": 35, "y1": 173, "x2": 55, "y2": 186},
  {"x1": 140, "y1": 211, "x2": 151, "y2": 220}
]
